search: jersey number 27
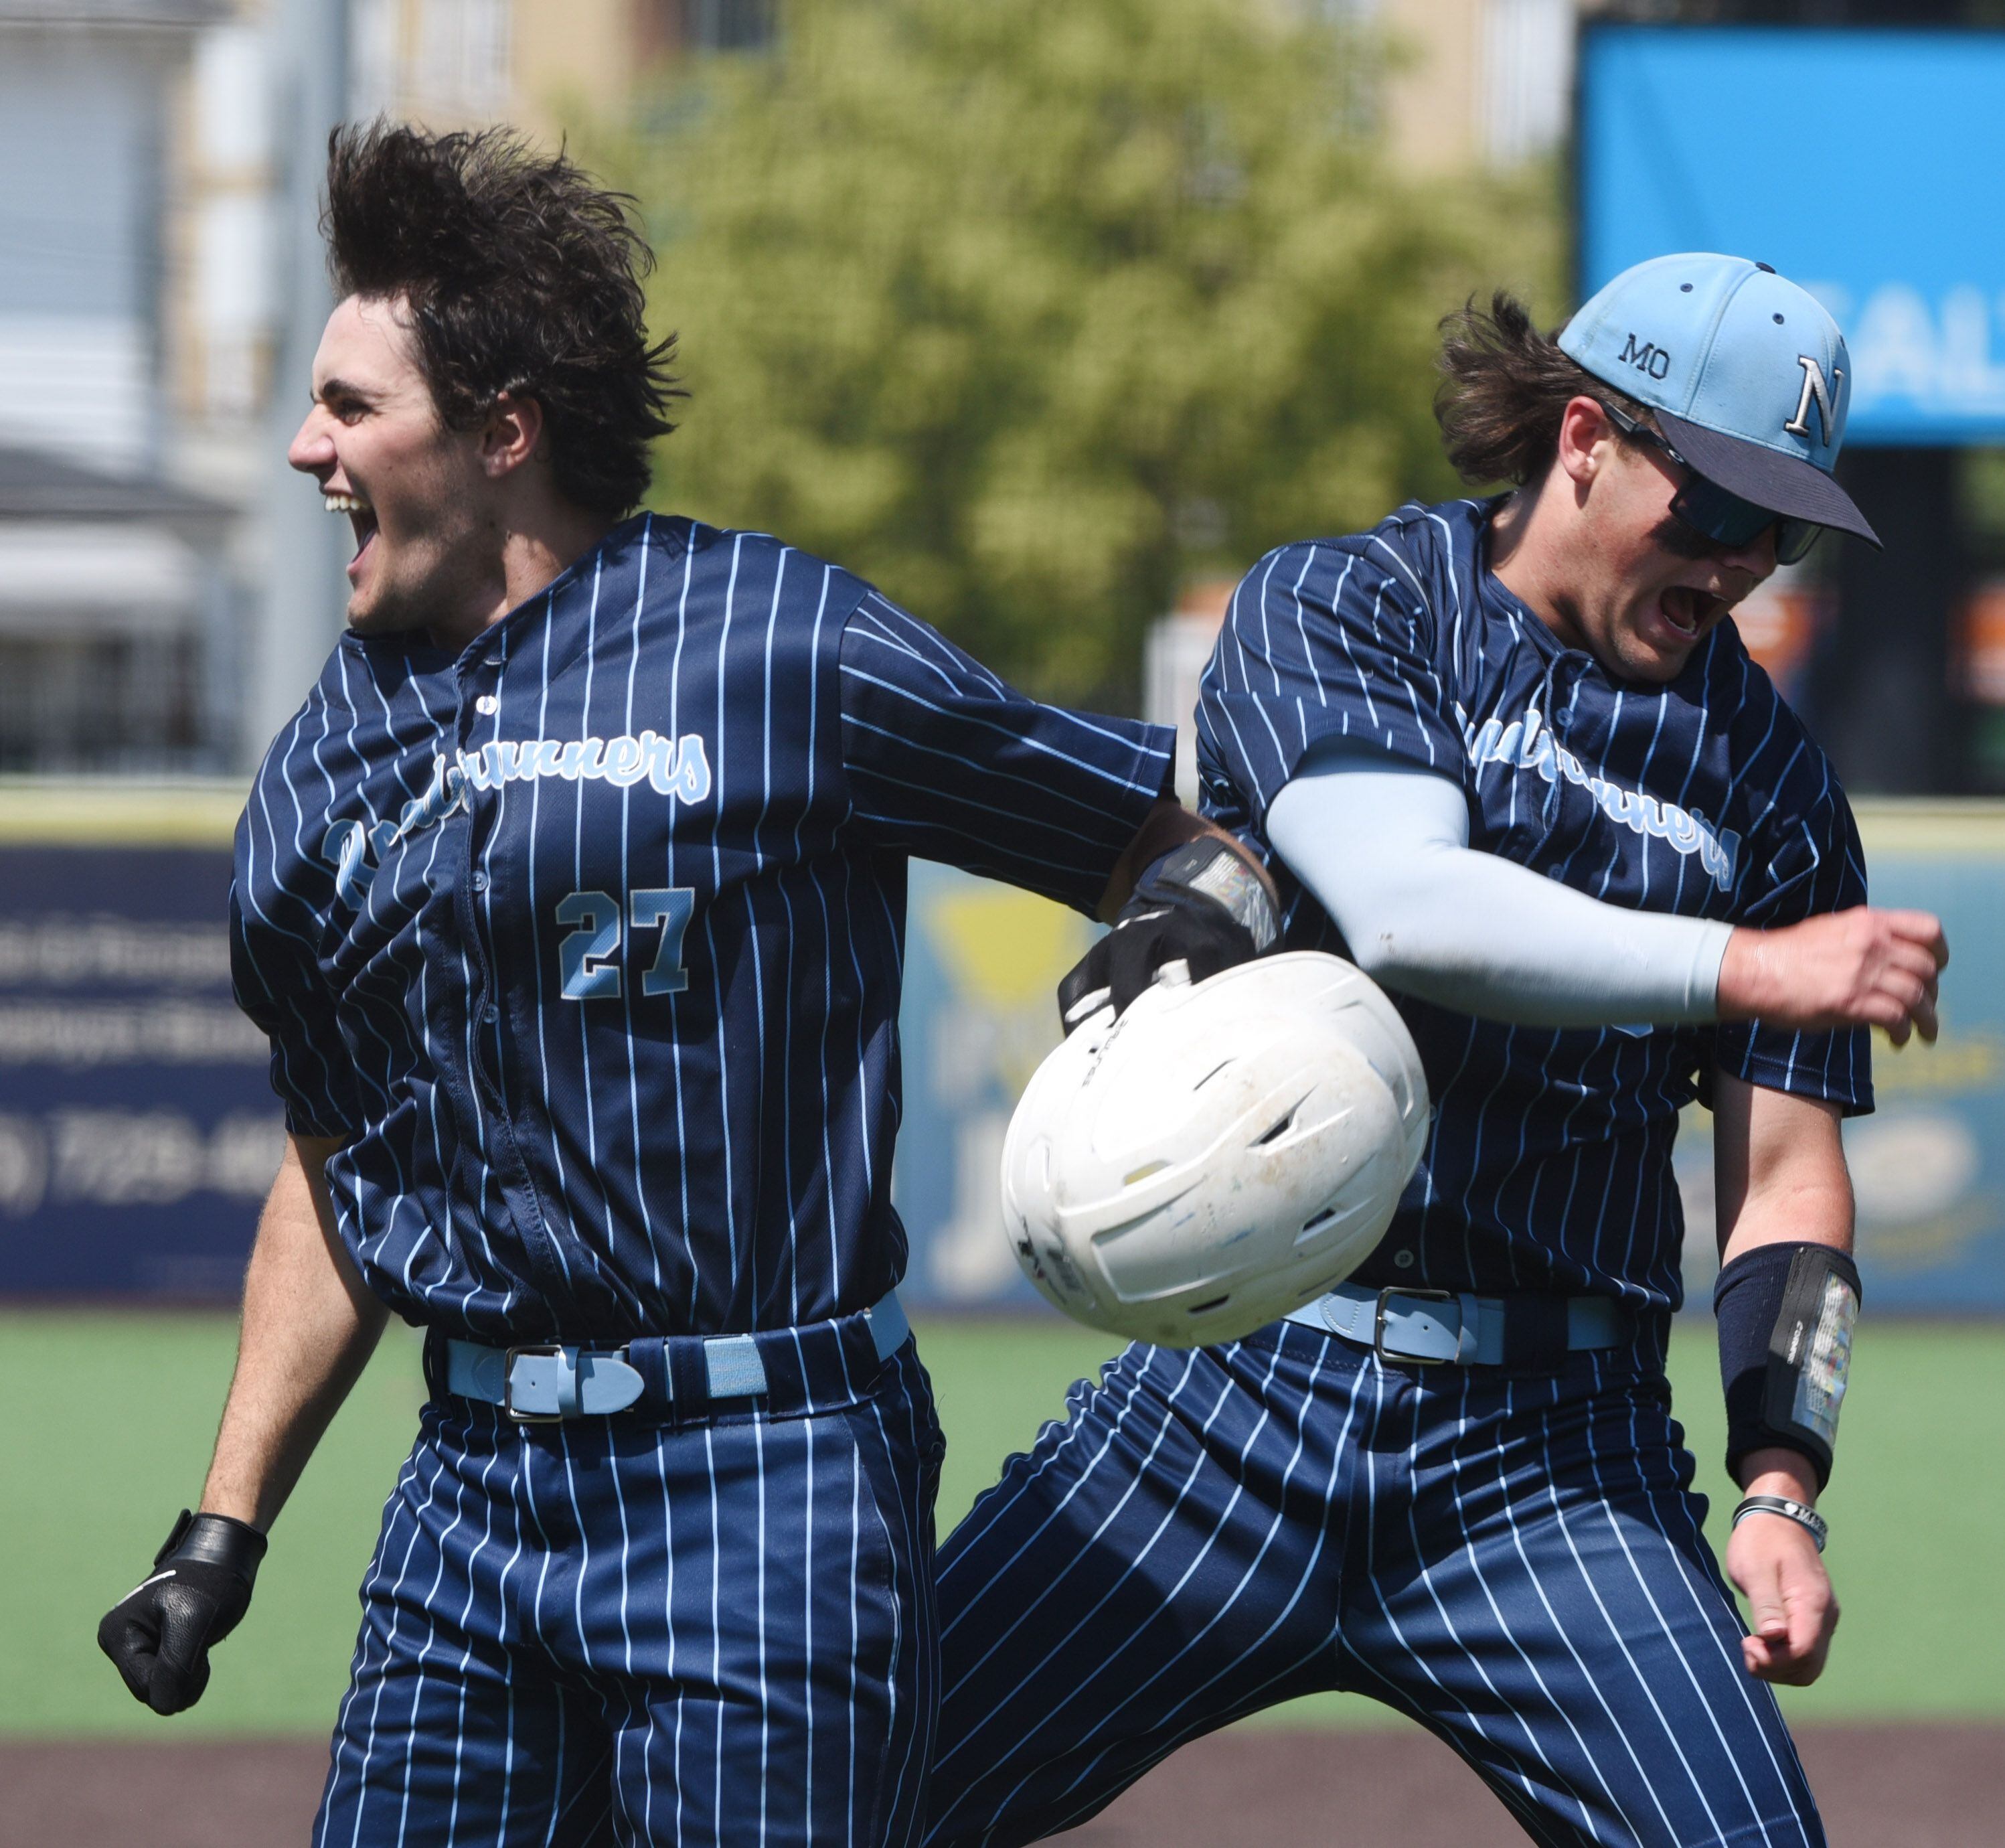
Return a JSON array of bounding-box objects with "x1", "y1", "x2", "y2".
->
[{"x1": 555, "y1": 888, "x2": 695, "y2": 1000}]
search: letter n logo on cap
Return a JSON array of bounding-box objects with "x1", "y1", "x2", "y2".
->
[{"x1": 1784, "y1": 356, "x2": 1841, "y2": 445}]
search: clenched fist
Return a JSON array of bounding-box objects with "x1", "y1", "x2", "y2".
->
[
  {"x1": 1718, "y1": 907, "x2": 1947, "y2": 1046},
  {"x1": 98, "y1": 1509, "x2": 266, "y2": 1715}
]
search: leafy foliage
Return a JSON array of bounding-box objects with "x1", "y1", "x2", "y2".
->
[{"x1": 603, "y1": 0, "x2": 1559, "y2": 702}]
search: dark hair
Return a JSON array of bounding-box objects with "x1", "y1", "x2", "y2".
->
[
  {"x1": 1434, "y1": 291, "x2": 1648, "y2": 488},
  {"x1": 323, "y1": 122, "x2": 683, "y2": 518}
]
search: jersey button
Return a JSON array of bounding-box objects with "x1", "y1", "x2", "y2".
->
[
  {"x1": 482, "y1": 1003, "x2": 500, "y2": 1024},
  {"x1": 1392, "y1": 1249, "x2": 1417, "y2": 1270},
  {"x1": 475, "y1": 694, "x2": 499, "y2": 716},
  {"x1": 470, "y1": 870, "x2": 489, "y2": 893}
]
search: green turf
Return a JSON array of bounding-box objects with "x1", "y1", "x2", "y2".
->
[
  {"x1": 0, "y1": 1311, "x2": 428, "y2": 1738},
  {"x1": 1, "y1": 1310, "x2": 1998, "y2": 1738}
]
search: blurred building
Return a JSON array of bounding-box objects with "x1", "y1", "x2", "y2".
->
[
  {"x1": 0, "y1": 1, "x2": 239, "y2": 774},
  {"x1": 174, "y1": 0, "x2": 778, "y2": 469},
  {"x1": 1372, "y1": 0, "x2": 1583, "y2": 173},
  {"x1": 0, "y1": 447, "x2": 232, "y2": 773},
  {"x1": 349, "y1": 1, "x2": 777, "y2": 134},
  {"x1": 0, "y1": 1, "x2": 774, "y2": 779}
]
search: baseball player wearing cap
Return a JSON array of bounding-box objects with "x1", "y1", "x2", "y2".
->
[
  {"x1": 923, "y1": 254, "x2": 1947, "y2": 1848},
  {"x1": 90, "y1": 126, "x2": 1271, "y2": 1847}
]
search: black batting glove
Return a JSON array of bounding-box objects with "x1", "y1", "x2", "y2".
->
[
  {"x1": 1058, "y1": 836, "x2": 1278, "y2": 1030},
  {"x1": 98, "y1": 1509, "x2": 267, "y2": 1715}
]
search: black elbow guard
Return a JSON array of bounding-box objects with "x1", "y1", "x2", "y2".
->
[{"x1": 1713, "y1": 1241, "x2": 1860, "y2": 1492}]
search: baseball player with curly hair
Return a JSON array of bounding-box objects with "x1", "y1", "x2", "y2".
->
[
  {"x1": 93, "y1": 124, "x2": 1270, "y2": 1846},
  {"x1": 924, "y1": 255, "x2": 1947, "y2": 1847}
]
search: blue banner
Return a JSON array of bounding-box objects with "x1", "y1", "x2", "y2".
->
[
  {"x1": 1577, "y1": 26, "x2": 2005, "y2": 445},
  {"x1": 1678, "y1": 811, "x2": 2005, "y2": 1313},
  {"x1": 0, "y1": 842, "x2": 281, "y2": 1298}
]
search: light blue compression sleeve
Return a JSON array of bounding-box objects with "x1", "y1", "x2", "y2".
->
[{"x1": 1265, "y1": 745, "x2": 1733, "y2": 1028}]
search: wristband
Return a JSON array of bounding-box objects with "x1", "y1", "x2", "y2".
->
[
  {"x1": 1133, "y1": 838, "x2": 1278, "y2": 951},
  {"x1": 1714, "y1": 1241, "x2": 1859, "y2": 1491},
  {"x1": 157, "y1": 1506, "x2": 268, "y2": 1582},
  {"x1": 1731, "y1": 1494, "x2": 1828, "y2": 1555}
]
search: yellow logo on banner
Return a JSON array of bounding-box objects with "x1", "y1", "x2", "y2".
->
[
  {"x1": 928, "y1": 888, "x2": 1089, "y2": 1012},
  {"x1": 912, "y1": 879, "x2": 1095, "y2": 1301}
]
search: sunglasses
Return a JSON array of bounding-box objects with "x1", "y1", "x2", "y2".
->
[{"x1": 1599, "y1": 402, "x2": 1823, "y2": 566}]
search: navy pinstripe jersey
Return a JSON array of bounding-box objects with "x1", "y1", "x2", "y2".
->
[
  {"x1": 1196, "y1": 496, "x2": 1872, "y2": 1312},
  {"x1": 233, "y1": 512, "x2": 1173, "y2": 1344}
]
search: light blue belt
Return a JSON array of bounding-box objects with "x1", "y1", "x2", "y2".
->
[
  {"x1": 1284, "y1": 1281, "x2": 1624, "y2": 1366},
  {"x1": 446, "y1": 1289, "x2": 910, "y2": 1421}
]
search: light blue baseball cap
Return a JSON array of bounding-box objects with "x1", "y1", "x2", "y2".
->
[{"x1": 1558, "y1": 252, "x2": 1878, "y2": 547}]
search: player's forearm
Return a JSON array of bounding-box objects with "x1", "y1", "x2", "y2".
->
[
  {"x1": 1714, "y1": 1168, "x2": 1850, "y2": 1517},
  {"x1": 1335, "y1": 848, "x2": 1729, "y2": 1024},
  {"x1": 1266, "y1": 761, "x2": 1731, "y2": 1025},
  {"x1": 1710, "y1": 1073, "x2": 1853, "y2": 1271},
  {"x1": 1710, "y1": 1073, "x2": 1856, "y2": 1507},
  {"x1": 199, "y1": 1134, "x2": 388, "y2": 1532},
  {"x1": 1735, "y1": 1448, "x2": 1821, "y2": 1502},
  {"x1": 1713, "y1": 1174, "x2": 1852, "y2": 1267}
]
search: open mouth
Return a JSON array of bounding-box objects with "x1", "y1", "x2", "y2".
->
[
  {"x1": 1657, "y1": 585, "x2": 1727, "y2": 641},
  {"x1": 325, "y1": 491, "x2": 379, "y2": 568}
]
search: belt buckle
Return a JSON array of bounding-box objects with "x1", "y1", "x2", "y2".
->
[
  {"x1": 502, "y1": 1344, "x2": 566, "y2": 1423},
  {"x1": 1374, "y1": 1287, "x2": 1456, "y2": 1365}
]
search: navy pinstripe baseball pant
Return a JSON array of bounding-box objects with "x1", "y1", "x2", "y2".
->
[
  {"x1": 314, "y1": 1336, "x2": 942, "y2": 1847},
  {"x1": 924, "y1": 1319, "x2": 1822, "y2": 1848}
]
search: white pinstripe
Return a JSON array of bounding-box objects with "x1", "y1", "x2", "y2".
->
[
  {"x1": 1591, "y1": 1355, "x2": 1811, "y2": 1835},
  {"x1": 442, "y1": 1440, "x2": 505, "y2": 1841},
  {"x1": 566, "y1": 557, "x2": 611, "y2": 1277},
  {"x1": 651, "y1": 1423, "x2": 686, "y2": 1847},
  {"x1": 936, "y1": 1351, "x2": 1197, "y2": 1660},
  {"x1": 337, "y1": 1444, "x2": 449, "y2": 1848},
  {"x1": 846, "y1": 1446, "x2": 864, "y2": 1848},
  {"x1": 1026, "y1": 1340, "x2": 1353, "y2": 1825},
  {"x1": 391, "y1": 1443, "x2": 476, "y2": 1848}
]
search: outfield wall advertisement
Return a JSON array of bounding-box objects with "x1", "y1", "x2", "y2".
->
[
  {"x1": 5, "y1": 799, "x2": 2004, "y2": 1314},
  {"x1": 1673, "y1": 812, "x2": 2005, "y2": 1314},
  {"x1": 0, "y1": 842, "x2": 284, "y2": 1297}
]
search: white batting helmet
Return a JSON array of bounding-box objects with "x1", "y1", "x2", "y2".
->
[{"x1": 1000, "y1": 951, "x2": 1429, "y2": 1348}]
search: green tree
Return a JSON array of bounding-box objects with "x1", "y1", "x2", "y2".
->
[{"x1": 605, "y1": 0, "x2": 1557, "y2": 704}]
